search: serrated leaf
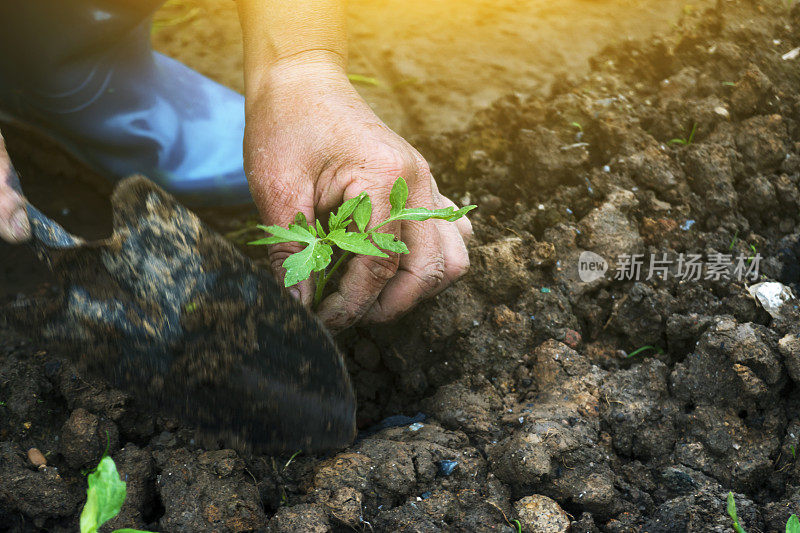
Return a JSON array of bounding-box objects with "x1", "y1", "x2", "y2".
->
[
  {"x1": 787, "y1": 515, "x2": 800, "y2": 533},
  {"x1": 281, "y1": 241, "x2": 333, "y2": 287},
  {"x1": 330, "y1": 193, "x2": 367, "y2": 231},
  {"x1": 354, "y1": 195, "x2": 373, "y2": 232},
  {"x1": 389, "y1": 205, "x2": 477, "y2": 223},
  {"x1": 294, "y1": 212, "x2": 309, "y2": 230},
  {"x1": 315, "y1": 219, "x2": 326, "y2": 237},
  {"x1": 389, "y1": 177, "x2": 409, "y2": 216},
  {"x1": 371, "y1": 232, "x2": 410, "y2": 254},
  {"x1": 327, "y1": 229, "x2": 388, "y2": 257},
  {"x1": 80, "y1": 456, "x2": 127, "y2": 533},
  {"x1": 253, "y1": 224, "x2": 316, "y2": 245}
]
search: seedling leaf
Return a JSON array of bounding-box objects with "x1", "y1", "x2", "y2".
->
[
  {"x1": 327, "y1": 229, "x2": 388, "y2": 257},
  {"x1": 330, "y1": 193, "x2": 367, "y2": 231},
  {"x1": 389, "y1": 177, "x2": 409, "y2": 216},
  {"x1": 79, "y1": 456, "x2": 153, "y2": 533},
  {"x1": 727, "y1": 492, "x2": 748, "y2": 533},
  {"x1": 348, "y1": 73, "x2": 381, "y2": 86},
  {"x1": 354, "y1": 195, "x2": 373, "y2": 232},
  {"x1": 282, "y1": 241, "x2": 333, "y2": 287},
  {"x1": 387, "y1": 205, "x2": 477, "y2": 223},
  {"x1": 372, "y1": 232, "x2": 410, "y2": 254},
  {"x1": 251, "y1": 224, "x2": 316, "y2": 245},
  {"x1": 787, "y1": 515, "x2": 800, "y2": 533},
  {"x1": 294, "y1": 212, "x2": 309, "y2": 230}
]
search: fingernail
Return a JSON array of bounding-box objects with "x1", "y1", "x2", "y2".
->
[
  {"x1": 11, "y1": 208, "x2": 31, "y2": 241},
  {"x1": 288, "y1": 287, "x2": 301, "y2": 301}
]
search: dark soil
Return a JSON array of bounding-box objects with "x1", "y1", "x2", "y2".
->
[{"x1": 4, "y1": 1, "x2": 800, "y2": 531}]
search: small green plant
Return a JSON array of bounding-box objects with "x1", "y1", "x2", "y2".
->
[
  {"x1": 80, "y1": 456, "x2": 155, "y2": 533},
  {"x1": 669, "y1": 123, "x2": 698, "y2": 146},
  {"x1": 513, "y1": 519, "x2": 522, "y2": 533},
  {"x1": 722, "y1": 81, "x2": 737, "y2": 87},
  {"x1": 249, "y1": 177, "x2": 476, "y2": 308},
  {"x1": 626, "y1": 345, "x2": 665, "y2": 358},
  {"x1": 727, "y1": 491, "x2": 800, "y2": 533},
  {"x1": 727, "y1": 492, "x2": 747, "y2": 533},
  {"x1": 792, "y1": 444, "x2": 797, "y2": 460},
  {"x1": 347, "y1": 73, "x2": 382, "y2": 87},
  {"x1": 570, "y1": 121, "x2": 583, "y2": 132}
]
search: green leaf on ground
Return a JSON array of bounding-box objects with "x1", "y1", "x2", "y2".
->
[{"x1": 787, "y1": 514, "x2": 800, "y2": 533}]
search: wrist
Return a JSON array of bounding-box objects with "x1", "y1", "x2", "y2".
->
[{"x1": 245, "y1": 49, "x2": 348, "y2": 105}]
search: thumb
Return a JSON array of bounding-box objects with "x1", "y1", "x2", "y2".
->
[
  {"x1": 251, "y1": 177, "x2": 317, "y2": 306},
  {"x1": 0, "y1": 137, "x2": 30, "y2": 243}
]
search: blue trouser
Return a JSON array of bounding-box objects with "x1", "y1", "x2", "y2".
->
[{"x1": 0, "y1": 0, "x2": 251, "y2": 206}]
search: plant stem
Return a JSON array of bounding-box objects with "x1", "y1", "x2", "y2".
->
[{"x1": 313, "y1": 252, "x2": 351, "y2": 309}]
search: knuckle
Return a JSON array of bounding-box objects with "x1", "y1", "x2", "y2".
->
[
  {"x1": 415, "y1": 255, "x2": 446, "y2": 292},
  {"x1": 373, "y1": 149, "x2": 411, "y2": 179},
  {"x1": 364, "y1": 255, "x2": 399, "y2": 284}
]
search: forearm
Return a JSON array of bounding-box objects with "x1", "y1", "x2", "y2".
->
[{"x1": 236, "y1": 0, "x2": 348, "y2": 99}]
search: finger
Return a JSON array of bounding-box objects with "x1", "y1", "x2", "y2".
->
[
  {"x1": 430, "y1": 195, "x2": 471, "y2": 286},
  {"x1": 429, "y1": 175, "x2": 473, "y2": 243},
  {"x1": 316, "y1": 179, "x2": 400, "y2": 332},
  {"x1": 362, "y1": 171, "x2": 447, "y2": 324},
  {"x1": 0, "y1": 134, "x2": 30, "y2": 244},
  {"x1": 249, "y1": 173, "x2": 317, "y2": 305}
]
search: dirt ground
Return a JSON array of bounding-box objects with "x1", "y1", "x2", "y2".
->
[
  {"x1": 151, "y1": 0, "x2": 715, "y2": 137},
  {"x1": 4, "y1": 0, "x2": 800, "y2": 532}
]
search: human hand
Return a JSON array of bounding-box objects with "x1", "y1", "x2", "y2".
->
[
  {"x1": 0, "y1": 130, "x2": 30, "y2": 243},
  {"x1": 243, "y1": 52, "x2": 472, "y2": 332}
]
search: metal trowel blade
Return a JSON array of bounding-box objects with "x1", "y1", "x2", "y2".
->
[{"x1": 5, "y1": 175, "x2": 356, "y2": 454}]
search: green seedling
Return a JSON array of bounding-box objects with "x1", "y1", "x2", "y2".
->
[
  {"x1": 728, "y1": 491, "x2": 800, "y2": 533},
  {"x1": 513, "y1": 519, "x2": 522, "y2": 533},
  {"x1": 249, "y1": 177, "x2": 476, "y2": 308},
  {"x1": 283, "y1": 450, "x2": 302, "y2": 472},
  {"x1": 792, "y1": 444, "x2": 797, "y2": 459},
  {"x1": 727, "y1": 492, "x2": 747, "y2": 533},
  {"x1": 80, "y1": 456, "x2": 155, "y2": 533},
  {"x1": 347, "y1": 74, "x2": 382, "y2": 87},
  {"x1": 722, "y1": 81, "x2": 737, "y2": 87},
  {"x1": 729, "y1": 230, "x2": 739, "y2": 250},
  {"x1": 570, "y1": 121, "x2": 583, "y2": 132},
  {"x1": 669, "y1": 123, "x2": 698, "y2": 146},
  {"x1": 626, "y1": 345, "x2": 664, "y2": 358}
]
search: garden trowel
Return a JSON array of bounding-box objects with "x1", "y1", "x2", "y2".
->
[{"x1": 4, "y1": 175, "x2": 356, "y2": 454}]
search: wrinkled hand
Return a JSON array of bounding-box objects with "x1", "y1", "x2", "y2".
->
[
  {"x1": 244, "y1": 54, "x2": 472, "y2": 332},
  {"x1": 0, "y1": 130, "x2": 30, "y2": 244}
]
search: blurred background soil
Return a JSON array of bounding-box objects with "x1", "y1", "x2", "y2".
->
[{"x1": 152, "y1": 0, "x2": 713, "y2": 137}]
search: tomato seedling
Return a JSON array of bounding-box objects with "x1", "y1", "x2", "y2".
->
[
  {"x1": 249, "y1": 177, "x2": 476, "y2": 308},
  {"x1": 80, "y1": 455, "x2": 154, "y2": 533}
]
